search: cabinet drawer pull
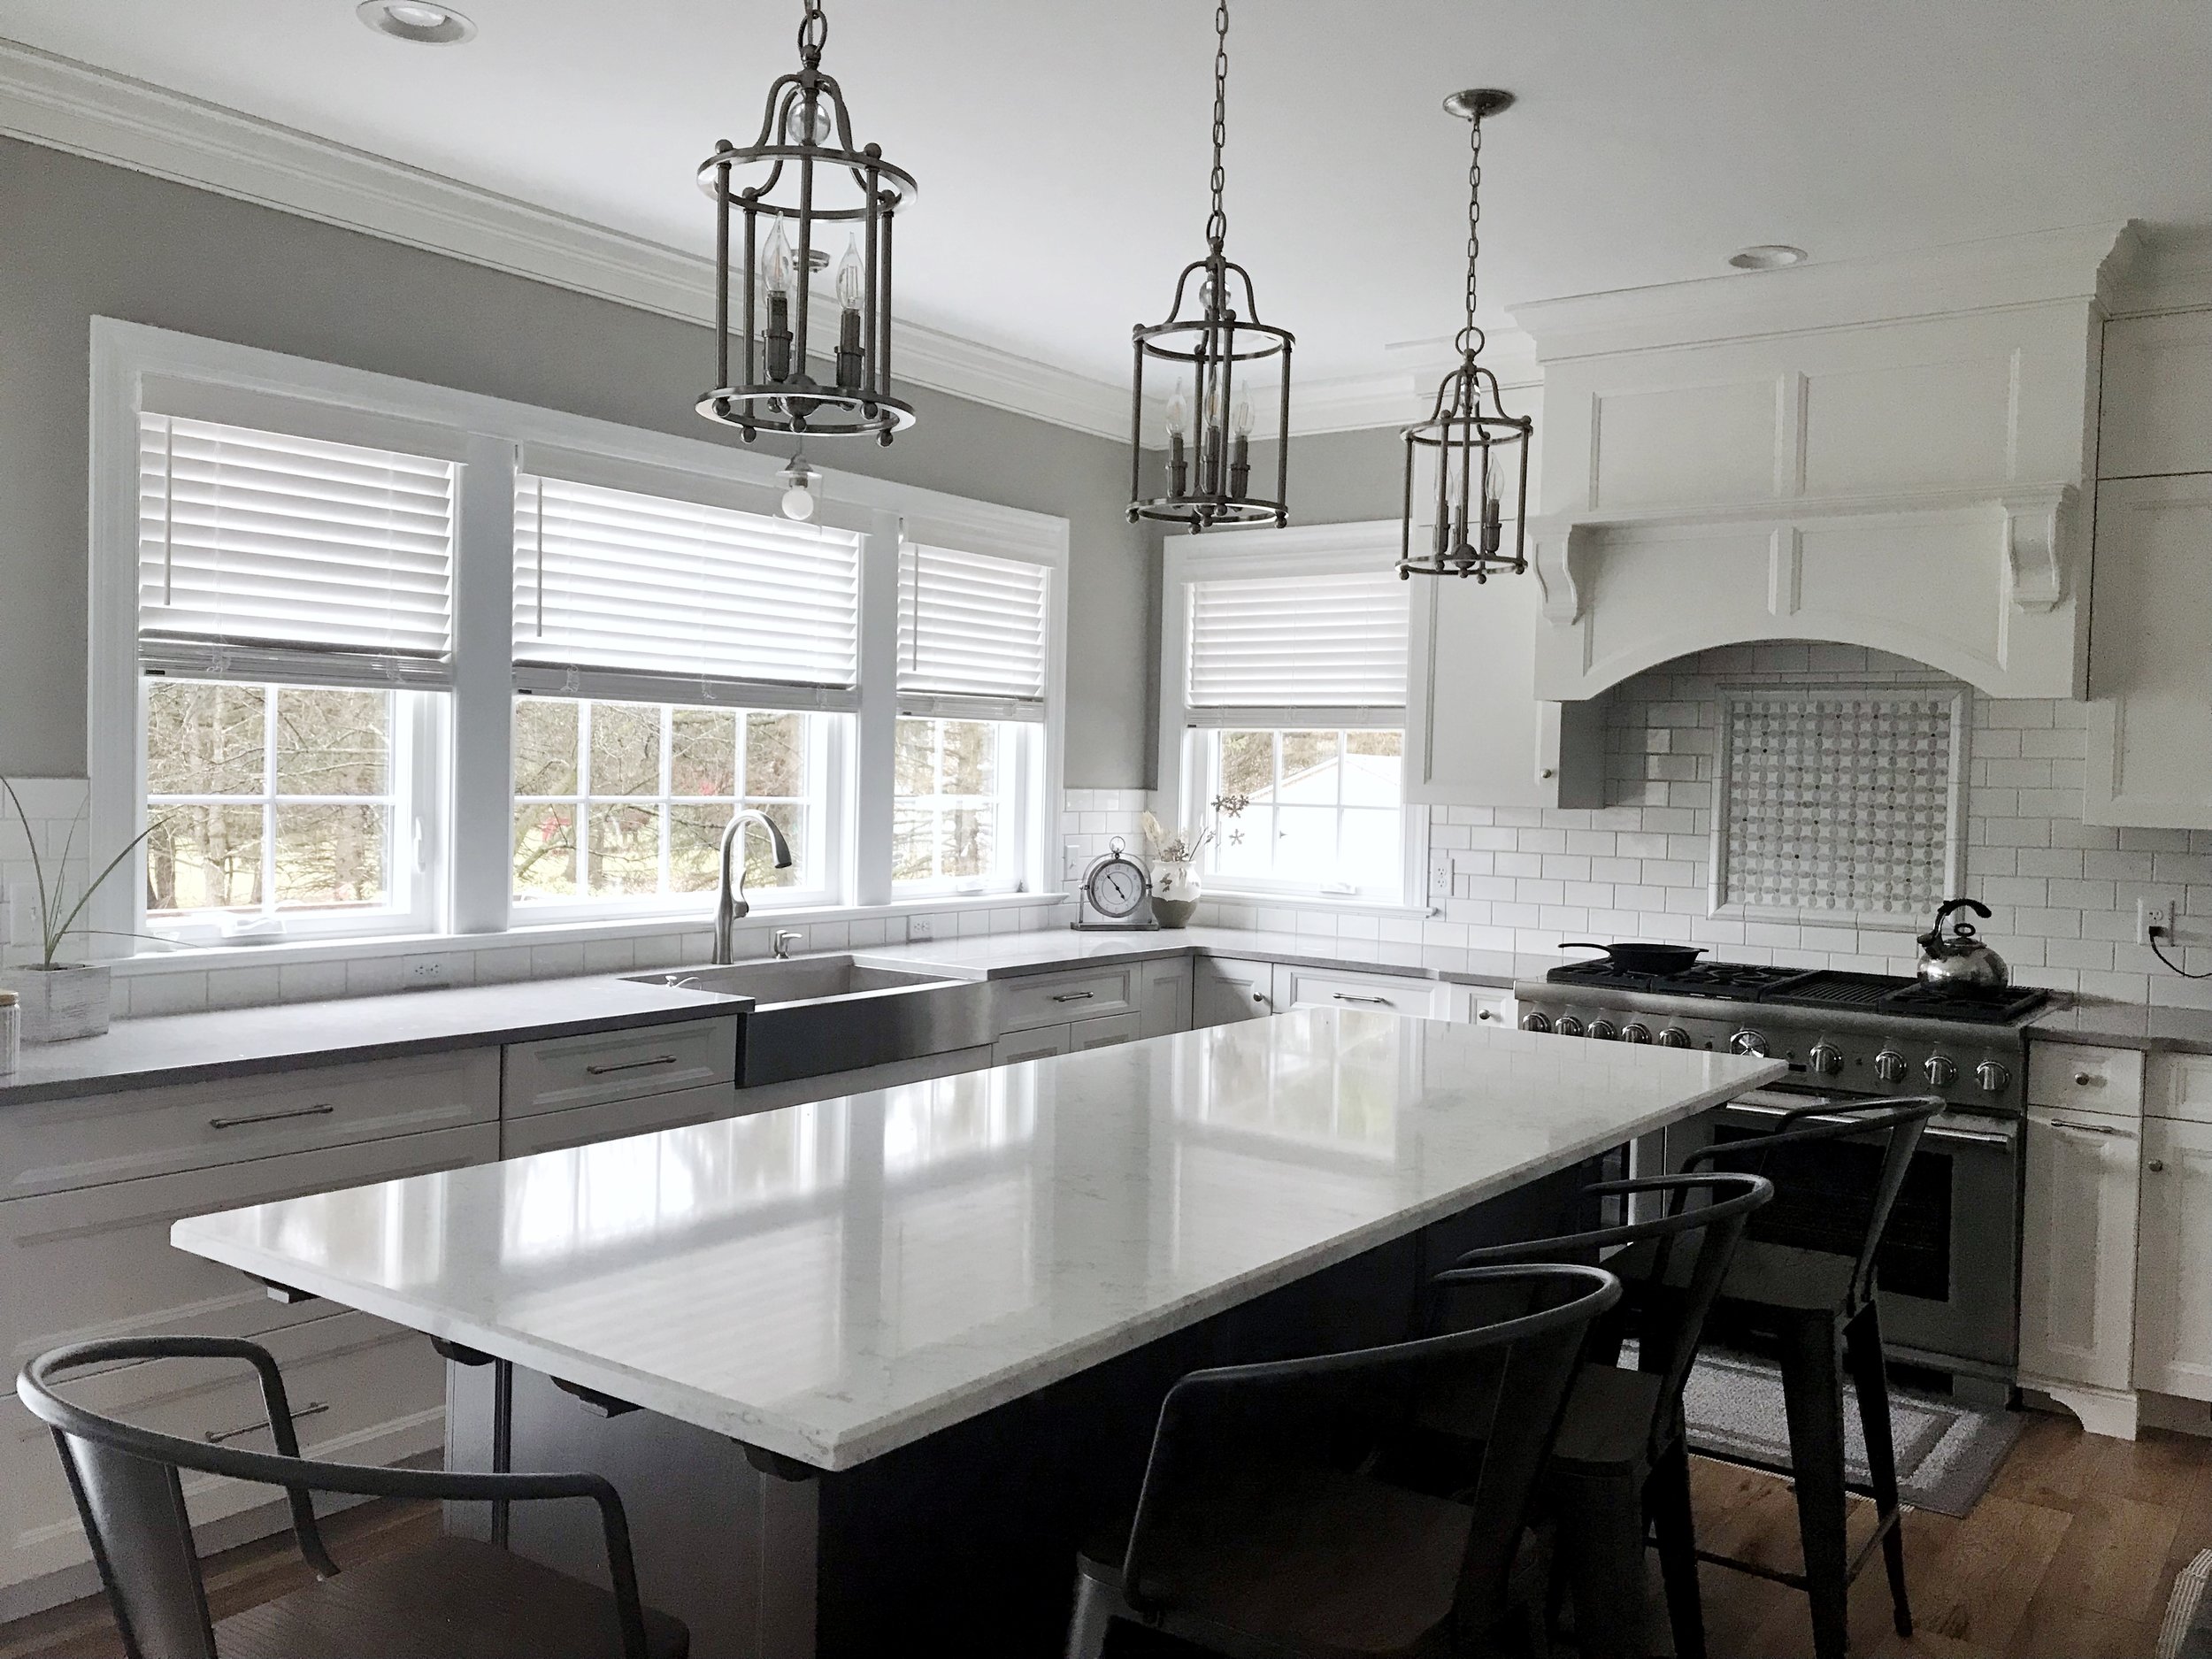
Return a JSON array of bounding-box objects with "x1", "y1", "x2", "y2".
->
[
  {"x1": 2051, "y1": 1118, "x2": 2126, "y2": 1136},
  {"x1": 205, "y1": 1402, "x2": 328, "y2": 1445},
  {"x1": 584, "y1": 1055, "x2": 680, "y2": 1076},
  {"x1": 1332, "y1": 993, "x2": 1392, "y2": 1006},
  {"x1": 2072, "y1": 1071, "x2": 2104, "y2": 1087},
  {"x1": 208, "y1": 1103, "x2": 335, "y2": 1131},
  {"x1": 1477, "y1": 1009, "x2": 1494, "y2": 1021},
  {"x1": 1050, "y1": 991, "x2": 1097, "y2": 1003}
]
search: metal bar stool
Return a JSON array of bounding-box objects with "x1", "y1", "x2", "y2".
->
[
  {"x1": 1448, "y1": 1171, "x2": 1774, "y2": 1659},
  {"x1": 19, "y1": 1335, "x2": 688, "y2": 1659},
  {"x1": 1063, "y1": 1263, "x2": 1622, "y2": 1659},
  {"x1": 1640, "y1": 1094, "x2": 1945, "y2": 1659}
]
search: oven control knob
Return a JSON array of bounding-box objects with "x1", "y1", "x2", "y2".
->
[
  {"x1": 1728, "y1": 1030, "x2": 1770, "y2": 1057},
  {"x1": 1518, "y1": 1011, "x2": 1552, "y2": 1033},
  {"x1": 1924, "y1": 1055, "x2": 1960, "y2": 1088},
  {"x1": 1587, "y1": 1019, "x2": 1618, "y2": 1041},
  {"x1": 1975, "y1": 1059, "x2": 2011, "y2": 1094},
  {"x1": 1656, "y1": 1026, "x2": 1692, "y2": 1048},
  {"x1": 1874, "y1": 1049, "x2": 1909, "y2": 1085},
  {"x1": 1807, "y1": 1042, "x2": 1846, "y2": 1077},
  {"x1": 1555, "y1": 1017, "x2": 1585, "y2": 1038},
  {"x1": 1620, "y1": 1023, "x2": 1652, "y2": 1044}
]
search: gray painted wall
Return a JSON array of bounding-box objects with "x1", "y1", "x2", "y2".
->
[{"x1": 0, "y1": 137, "x2": 1156, "y2": 786}]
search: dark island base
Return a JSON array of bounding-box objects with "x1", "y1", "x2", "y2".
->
[{"x1": 446, "y1": 1164, "x2": 1586, "y2": 1659}]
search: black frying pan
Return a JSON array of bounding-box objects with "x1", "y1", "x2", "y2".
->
[{"x1": 1561, "y1": 941, "x2": 1707, "y2": 974}]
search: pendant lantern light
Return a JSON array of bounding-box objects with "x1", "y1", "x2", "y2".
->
[
  {"x1": 1399, "y1": 90, "x2": 1532, "y2": 580},
  {"x1": 1127, "y1": 0, "x2": 1293, "y2": 532},
  {"x1": 697, "y1": 0, "x2": 916, "y2": 446}
]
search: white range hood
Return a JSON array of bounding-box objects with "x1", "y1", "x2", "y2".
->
[{"x1": 1511, "y1": 224, "x2": 2135, "y2": 701}]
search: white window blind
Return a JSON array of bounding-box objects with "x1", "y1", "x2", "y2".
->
[
  {"x1": 136, "y1": 413, "x2": 455, "y2": 687},
  {"x1": 1185, "y1": 569, "x2": 1409, "y2": 725},
  {"x1": 897, "y1": 541, "x2": 1051, "y2": 722},
  {"x1": 514, "y1": 473, "x2": 860, "y2": 710}
]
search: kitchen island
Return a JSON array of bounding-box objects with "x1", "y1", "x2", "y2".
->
[{"x1": 173, "y1": 1007, "x2": 1781, "y2": 1657}]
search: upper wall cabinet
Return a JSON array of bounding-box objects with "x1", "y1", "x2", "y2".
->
[
  {"x1": 2100, "y1": 311, "x2": 2212, "y2": 479},
  {"x1": 1510, "y1": 227, "x2": 2124, "y2": 703}
]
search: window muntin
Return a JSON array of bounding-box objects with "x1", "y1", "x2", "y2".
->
[
  {"x1": 511, "y1": 697, "x2": 830, "y2": 908},
  {"x1": 893, "y1": 717, "x2": 1027, "y2": 891},
  {"x1": 1200, "y1": 728, "x2": 1405, "y2": 899},
  {"x1": 144, "y1": 680, "x2": 416, "y2": 926}
]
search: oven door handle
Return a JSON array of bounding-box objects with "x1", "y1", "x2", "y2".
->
[{"x1": 1720, "y1": 1096, "x2": 2016, "y2": 1148}]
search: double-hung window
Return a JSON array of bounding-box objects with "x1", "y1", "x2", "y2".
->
[
  {"x1": 1164, "y1": 534, "x2": 1416, "y2": 903},
  {"x1": 893, "y1": 541, "x2": 1051, "y2": 893},
  {"x1": 510, "y1": 466, "x2": 857, "y2": 913},
  {"x1": 135, "y1": 412, "x2": 452, "y2": 941}
]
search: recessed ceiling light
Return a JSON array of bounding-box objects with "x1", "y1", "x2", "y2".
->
[
  {"x1": 357, "y1": 1, "x2": 476, "y2": 44},
  {"x1": 1728, "y1": 244, "x2": 1808, "y2": 272}
]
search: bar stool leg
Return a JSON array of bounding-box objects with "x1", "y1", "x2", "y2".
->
[
  {"x1": 1845, "y1": 1303, "x2": 1912, "y2": 1639},
  {"x1": 1064, "y1": 1572, "x2": 1116, "y2": 1659},
  {"x1": 1777, "y1": 1317, "x2": 1853, "y2": 1659},
  {"x1": 1550, "y1": 1464, "x2": 1648, "y2": 1659},
  {"x1": 1648, "y1": 1432, "x2": 1708, "y2": 1659}
]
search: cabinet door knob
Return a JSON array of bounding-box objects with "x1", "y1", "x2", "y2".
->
[
  {"x1": 2073, "y1": 1071, "x2": 2101, "y2": 1087},
  {"x1": 2148, "y1": 1158, "x2": 2167, "y2": 1172},
  {"x1": 1477, "y1": 1009, "x2": 1493, "y2": 1021}
]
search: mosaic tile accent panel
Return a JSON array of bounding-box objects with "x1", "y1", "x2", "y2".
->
[{"x1": 1718, "y1": 687, "x2": 1962, "y2": 918}]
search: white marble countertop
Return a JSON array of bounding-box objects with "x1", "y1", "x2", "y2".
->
[
  {"x1": 849, "y1": 925, "x2": 1550, "y2": 987},
  {"x1": 173, "y1": 1008, "x2": 1783, "y2": 1471},
  {"x1": 2029, "y1": 999, "x2": 2212, "y2": 1054},
  {"x1": 0, "y1": 975, "x2": 748, "y2": 1106}
]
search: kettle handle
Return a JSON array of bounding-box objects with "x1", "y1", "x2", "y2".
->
[{"x1": 1932, "y1": 897, "x2": 1992, "y2": 931}]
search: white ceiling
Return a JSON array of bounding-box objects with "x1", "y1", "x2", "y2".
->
[{"x1": 3, "y1": 0, "x2": 2208, "y2": 388}]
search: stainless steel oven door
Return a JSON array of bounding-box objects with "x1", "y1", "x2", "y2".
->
[{"x1": 1664, "y1": 1090, "x2": 2020, "y2": 1379}]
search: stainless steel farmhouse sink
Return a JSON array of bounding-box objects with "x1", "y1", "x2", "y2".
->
[{"x1": 626, "y1": 956, "x2": 993, "y2": 1087}]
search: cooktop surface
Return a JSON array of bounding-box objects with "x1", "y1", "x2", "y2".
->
[{"x1": 1542, "y1": 958, "x2": 2049, "y2": 1025}]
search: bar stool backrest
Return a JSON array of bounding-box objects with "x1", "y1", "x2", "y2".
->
[
  {"x1": 1448, "y1": 1172, "x2": 1774, "y2": 1466},
  {"x1": 1686, "y1": 1094, "x2": 1945, "y2": 1313},
  {"x1": 1117, "y1": 1263, "x2": 1621, "y2": 1633}
]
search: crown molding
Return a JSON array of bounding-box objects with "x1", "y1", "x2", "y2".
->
[
  {"x1": 2104, "y1": 224, "x2": 2212, "y2": 317},
  {"x1": 0, "y1": 37, "x2": 1133, "y2": 439},
  {"x1": 1513, "y1": 222, "x2": 2136, "y2": 363}
]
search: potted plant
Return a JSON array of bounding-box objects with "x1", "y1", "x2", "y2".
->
[
  {"x1": 1140, "y1": 795, "x2": 1247, "y2": 929},
  {"x1": 1, "y1": 780, "x2": 158, "y2": 1042}
]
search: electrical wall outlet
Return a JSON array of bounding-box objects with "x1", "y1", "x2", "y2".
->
[
  {"x1": 1064, "y1": 838, "x2": 1087, "y2": 881},
  {"x1": 1429, "y1": 850, "x2": 1453, "y2": 898},
  {"x1": 404, "y1": 953, "x2": 459, "y2": 988},
  {"x1": 2139, "y1": 898, "x2": 2176, "y2": 943},
  {"x1": 907, "y1": 915, "x2": 934, "y2": 942}
]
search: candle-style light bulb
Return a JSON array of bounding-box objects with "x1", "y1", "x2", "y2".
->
[
  {"x1": 763, "y1": 219, "x2": 795, "y2": 382},
  {"x1": 1227, "y1": 391, "x2": 1254, "y2": 498},
  {"x1": 1164, "y1": 382, "x2": 1189, "y2": 500},
  {"x1": 835, "y1": 235, "x2": 863, "y2": 312},
  {"x1": 1231, "y1": 393, "x2": 1254, "y2": 438},
  {"x1": 764, "y1": 219, "x2": 795, "y2": 297},
  {"x1": 833, "y1": 234, "x2": 865, "y2": 390},
  {"x1": 1164, "y1": 383, "x2": 1188, "y2": 437}
]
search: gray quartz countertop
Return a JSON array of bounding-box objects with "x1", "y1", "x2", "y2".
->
[
  {"x1": 2029, "y1": 1000, "x2": 2212, "y2": 1055},
  {"x1": 0, "y1": 975, "x2": 749, "y2": 1106},
  {"x1": 0, "y1": 927, "x2": 1547, "y2": 1110},
  {"x1": 853, "y1": 925, "x2": 1550, "y2": 987}
]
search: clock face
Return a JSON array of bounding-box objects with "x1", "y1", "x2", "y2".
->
[{"x1": 1088, "y1": 856, "x2": 1148, "y2": 918}]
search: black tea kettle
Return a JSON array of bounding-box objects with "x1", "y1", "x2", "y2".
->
[{"x1": 1916, "y1": 898, "x2": 2009, "y2": 988}]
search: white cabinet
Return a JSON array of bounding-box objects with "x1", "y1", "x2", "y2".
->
[
  {"x1": 1193, "y1": 956, "x2": 1274, "y2": 1026},
  {"x1": 2019, "y1": 1102, "x2": 2141, "y2": 1434},
  {"x1": 1138, "y1": 956, "x2": 1194, "y2": 1040},
  {"x1": 997, "y1": 964, "x2": 1140, "y2": 1032},
  {"x1": 1405, "y1": 568, "x2": 1605, "y2": 809},
  {"x1": 2100, "y1": 311, "x2": 2212, "y2": 480},
  {"x1": 1274, "y1": 964, "x2": 1448, "y2": 1021},
  {"x1": 992, "y1": 1025, "x2": 1071, "y2": 1067},
  {"x1": 2085, "y1": 474, "x2": 2212, "y2": 826},
  {"x1": 501, "y1": 1018, "x2": 739, "y2": 1118},
  {"x1": 1448, "y1": 985, "x2": 1515, "y2": 1028},
  {"x1": 2133, "y1": 1115, "x2": 2212, "y2": 1402}
]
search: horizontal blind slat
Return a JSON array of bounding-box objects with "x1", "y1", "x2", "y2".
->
[
  {"x1": 515, "y1": 474, "x2": 858, "y2": 692},
  {"x1": 136, "y1": 413, "x2": 456, "y2": 672},
  {"x1": 1186, "y1": 569, "x2": 1408, "y2": 710},
  {"x1": 897, "y1": 542, "x2": 1048, "y2": 707}
]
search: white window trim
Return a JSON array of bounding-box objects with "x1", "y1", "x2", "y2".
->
[
  {"x1": 1156, "y1": 519, "x2": 1428, "y2": 912},
  {"x1": 88, "y1": 319, "x2": 1068, "y2": 961}
]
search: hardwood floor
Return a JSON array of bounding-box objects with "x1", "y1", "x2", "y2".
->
[{"x1": 4, "y1": 1412, "x2": 2208, "y2": 1658}]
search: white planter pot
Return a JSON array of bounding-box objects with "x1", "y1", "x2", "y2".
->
[
  {"x1": 1150, "y1": 861, "x2": 1200, "y2": 929},
  {"x1": 1, "y1": 964, "x2": 114, "y2": 1042}
]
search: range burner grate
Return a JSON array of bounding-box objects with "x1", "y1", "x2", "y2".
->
[{"x1": 1543, "y1": 957, "x2": 2050, "y2": 1024}]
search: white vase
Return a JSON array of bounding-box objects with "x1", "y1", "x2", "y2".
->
[
  {"x1": 1, "y1": 964, "x2": 114, "y2": 1042},
  {"x1": 1151, "y1": 860, "x2": 1200, "y2": 928}
]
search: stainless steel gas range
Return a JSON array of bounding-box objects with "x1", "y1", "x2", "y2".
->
[{"x1": 1514, "y1": 959, "x2": 2053, "y2": 1404}]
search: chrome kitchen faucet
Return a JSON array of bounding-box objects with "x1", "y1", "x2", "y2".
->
[{"x1": 713, "y1": 810, "x2": 794, "y2": 965}]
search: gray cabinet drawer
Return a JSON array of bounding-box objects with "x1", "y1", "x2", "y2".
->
[
  {"x1": 1, "y1": 1049, "x2": 500, "y2": 1200},
  {"x1": 502, "y1": 1017, "x2": 740, "y2": 1119},
  {"x1": 997, "y1": 967, "x2": 1140, "y2": 1033},
  {"x1": 1276, "y1": 965, "x2": 1447, "y2": 1019},
  {"x1": 1071, "y1": 1012, "x2": 1142, "y2": 1051},
  {"x1": 500, "y1": 1082, "x2": 735, "y2": 1158}
]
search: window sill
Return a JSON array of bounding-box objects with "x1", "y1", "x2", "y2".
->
[{"x1": 109, "y1": 890, "x2": 1072, "y2": 978}]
